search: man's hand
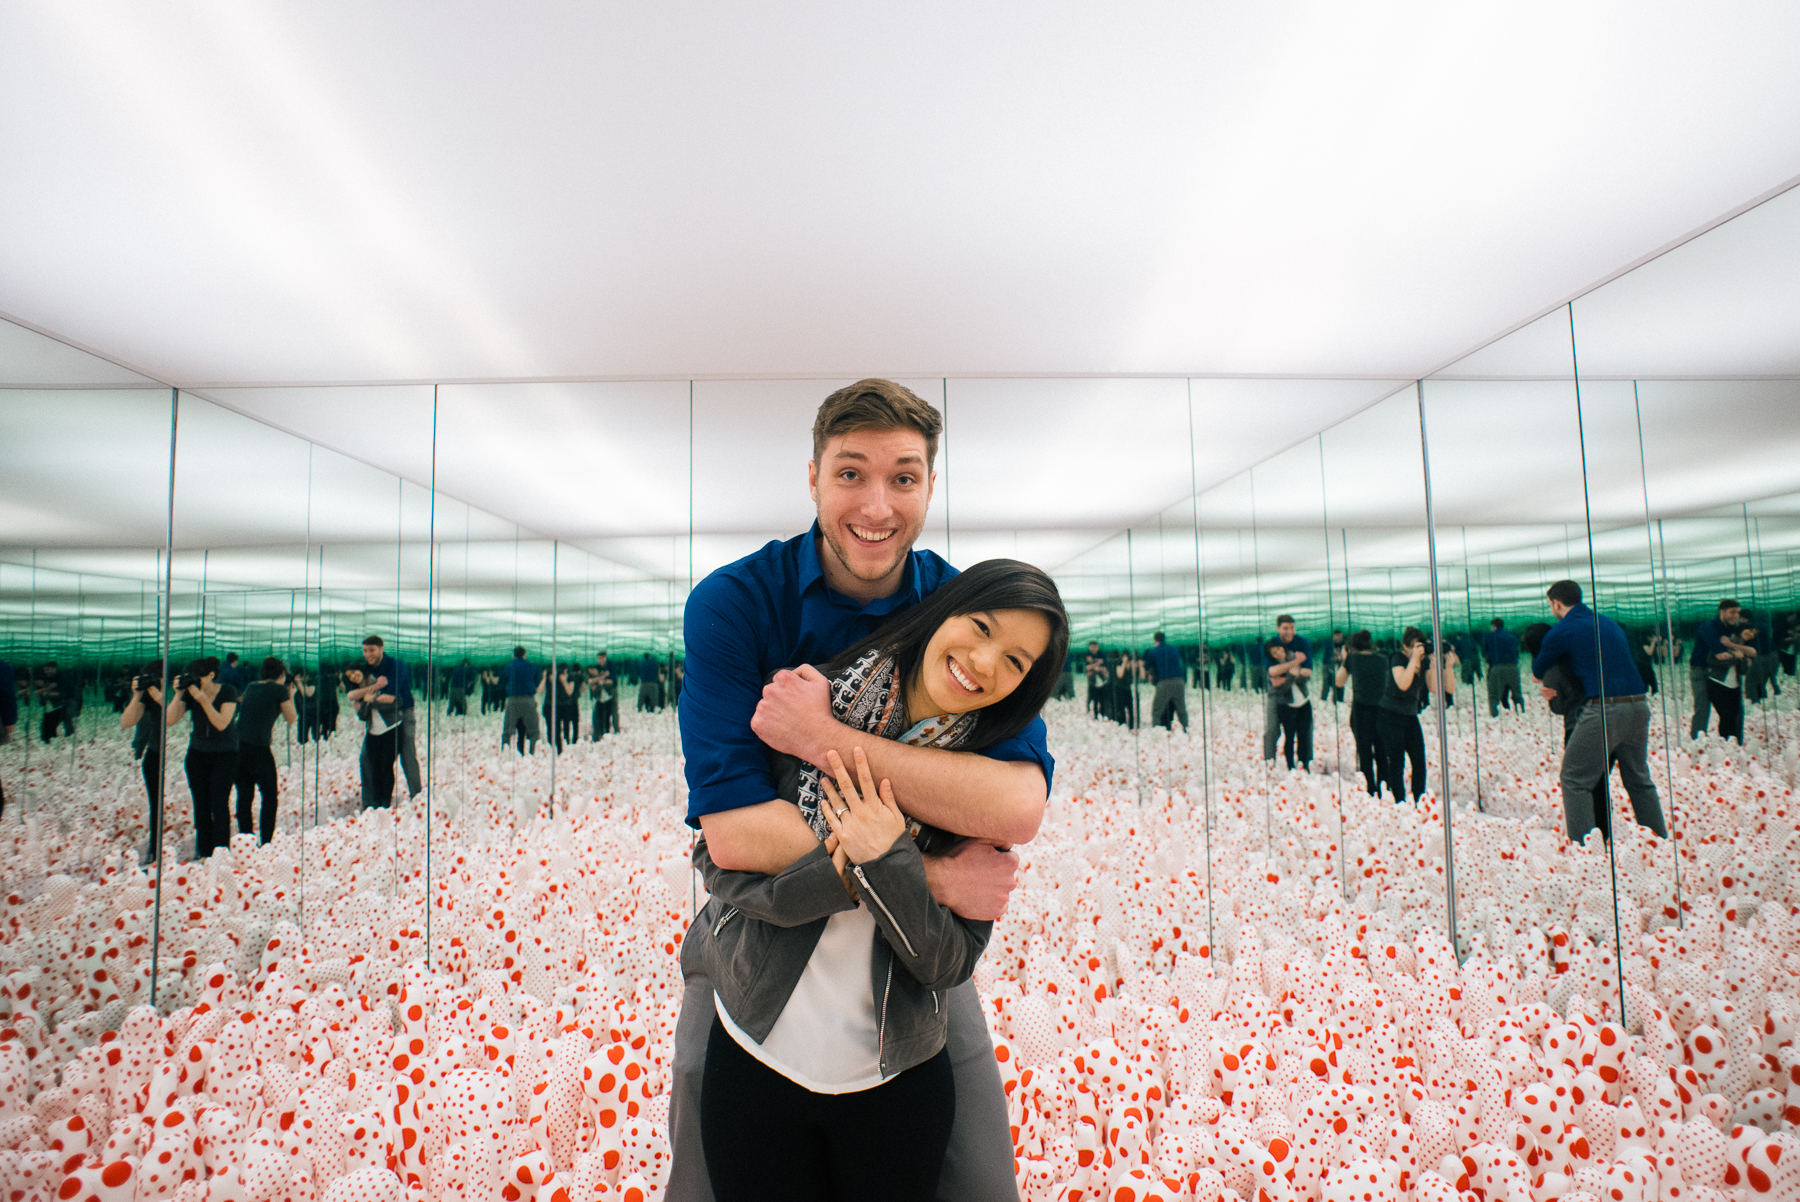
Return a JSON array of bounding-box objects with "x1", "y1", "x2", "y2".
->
[
  {"x1": 922, "y1": 840, "x2": 1020, "y2": 921},
  {"x1": 751, "y1": 665, "x2": 840, "y2": 768},
  {"x1": 1541, "y1": 685, "x2": 1556, "y2": 701}
]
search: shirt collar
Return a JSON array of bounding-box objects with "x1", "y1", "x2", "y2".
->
[{"x1": 800, "y1": 520, "x2": 920, "y2": 616}]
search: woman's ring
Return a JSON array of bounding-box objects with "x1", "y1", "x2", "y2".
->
[{"x1": 835, "y1": 807, "x2": 848, "y2": 818}]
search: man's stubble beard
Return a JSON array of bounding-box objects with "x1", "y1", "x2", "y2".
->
[{"x1": 820, "y1": 523, "x2": 913, "y2": 588}]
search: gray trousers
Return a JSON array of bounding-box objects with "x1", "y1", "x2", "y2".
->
[
  {"x1": 1486, "y1": 663, "x2": 1522, "y2": 716},
  {"x1": 359, "y1": 706, "x2": 421, "y2": 804},
  {"x1": 666, "y1": 968, "x2": 1019, "y2": 1202},
  {"x1": 1560, "y1": 696, "x2": 1665, "y2": 844},
  {"x1": 1151, "y1": 679, "x2": 1188, "y2": 731},
  {"x1": 501, "y1": 696, "x2": 540, "y2": 752},
  {"x1": 1688, "y1": 665, "x2": 1711, "y2": 738}
]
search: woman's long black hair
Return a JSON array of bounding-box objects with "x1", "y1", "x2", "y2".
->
[{"x1": 825, "y1": 558, "x2": 1070, "y2": 752}]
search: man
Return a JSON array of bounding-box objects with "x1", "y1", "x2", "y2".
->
[
  {"x1": 1325, "y1": 629, "x2": 1347, "y2": 702},
  {"x1": 500, "y1": 646, "x2": 541, "y2": 754},
  {"x1": 235, "y1": 657, "x2": 297, "y2": 844},
  {"x1": 638, "y1": 652, "x2": 664, "y2": 712},
  {"x1": 447, "y1": 658, "x2": 475, "y2": 716},
  {"x1": 355, "y1": 637, "x2": 419, "y2": 804},
  {"x1": 218, "y1": 652, "x2": 247, "y2": 691},
  {"x1": 673, "y1": 379, "x2": 1051, "y2": 1202},
  {"x1": 1689, "y1": 599, "x2": 1742, "y2": 739},
  {"x1": 345, "y1": 637, "x2": 402, "y2": 809},
  {"x1": 1144, "y1": 631, "x2": 1188, "y2": 732},
  {"x1": 1261, "y1": 616, "x2": 1311, "y2": 762},
  {"x1": 1084, "y1": 640, "x2": 1107, "y2": 719},
  {"x1": 1530, "y1": 580, "x2": 1665, "y2": 844},
  {"x1": 1482, "y1": 618, "x2": 1522, "y2": 717},
  {"x1": 588, "y1": 651, "x2": 620, "y2": 737},
  {"x1": 1266, "y1": 639, "x2": 1313, "y2": 769}
]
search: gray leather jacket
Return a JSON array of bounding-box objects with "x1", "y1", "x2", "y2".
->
[{"x1": 686, "y1": 832, "x2": 991, "y2": 1082}]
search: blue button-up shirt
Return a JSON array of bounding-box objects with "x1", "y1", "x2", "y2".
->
[
  {"x1": 1263, "y1": 632, "x2": 1312, "y2": 669},
  {"x1": 1530, "y1": 603, "x2": 1645, "y2": 699},
  {"x1": 502, "y1": 658, "x2": 538, "y2": 697},
  {"x1": 1143, "y1": 643, "x2": 1183, "y2": 682},
  {"x1": 1690, "y1": 617, "x2": 1735, "y2": 668},
  {"x1": 1481, "y1": 629, "x2": 1519, "y2": 664},
  {"x1": 681, "y1": 523, "x2": 1054, "y2": 828}
]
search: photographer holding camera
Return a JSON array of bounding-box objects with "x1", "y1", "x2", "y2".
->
[
  {"x1": 236, "y1": 656, "x2": 297, "y2": 844},
  {"x1": 164, "y1": 656, "x2": 240, "y2": 860},
  {"x1": 119, "y1": 662, "x2": 168, "y2": 860}
]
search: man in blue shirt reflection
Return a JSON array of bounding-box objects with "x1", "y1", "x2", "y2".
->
[
  {"x1": 1687, "y1": 599, "x2": 1741, "y2": 739},
  {"x1": 1481, "y1": 618, "x2": 1522, "y2": 716},
  {"x1": 1262, "y1": 615, "x2": 1310, "y2": 761},
  {"x1": 1144, "y1": 631, "x2": 1188, "y2": 732},
  {"x1": 1529, "y1": 580, "x2": 1664, "y2": 844}
]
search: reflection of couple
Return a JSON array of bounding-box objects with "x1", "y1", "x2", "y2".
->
[{"x1": 674, "y1": 380, "x2": 1069, "y2": 1201}]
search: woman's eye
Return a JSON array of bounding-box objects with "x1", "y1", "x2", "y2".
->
[
  {"x1": 973, "y1": 618, "x2": 990, "y2": 637},
  {"x1": 1008, "y1": 657, "x2": 1023, "y2": 672}
]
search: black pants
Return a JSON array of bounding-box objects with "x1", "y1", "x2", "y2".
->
[
  {"x1": 591, "y1": 698, "x2": 620, "y2": 737},
  {"x1": 555, "y1": 709, "x2": 578, "y2": 750},
  {"x1": 141, "y1": 748, "x2": 163, "y2": 858},
  {"x1": 1706, "y1": 680, "x2": 1743, "y2": 743},
  {"x1": 364, "y1": 728, "x2": 398, "y2": 808},
  {"x1": 1349, "y1": 703, "x2": 1383, "y2": 795},
  {"x1": 1376, "y1": 711, "x2": 1426, "y2": 802},
  {"x1": 448, "y1": 688, "x2": 468, "y2": 716},
  {"x1": 41, "y1": 707, "x2": 75, "y2": 742},
  {"x1": 184, "y1": 748, "x2": 238, "y2": 859},
  {"x1": 235, "y1": 745, "x2": 278, "y2": 844},
  {"x1": 1276, "y1": 702, "x2": 1313, "y2": 769},
  {"x1": 295, "y1": 711, "x2": 317, "y2": 743},
  {"x1": 701, "y1": 1019, "x2": 955, "y2": 1202}
]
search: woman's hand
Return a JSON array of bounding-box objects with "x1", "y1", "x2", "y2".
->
[{"x1": 820, "y1": 746, "x2": 905, "y2": 865}]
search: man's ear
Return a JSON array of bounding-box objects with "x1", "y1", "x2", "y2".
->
[{"x1": 808, "y1": 459, "x2": 819, "y2": 506}]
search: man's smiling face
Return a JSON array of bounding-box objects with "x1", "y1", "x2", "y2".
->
[{"x1": 809, "y1": 426, "x2": 934, "y2": 601}]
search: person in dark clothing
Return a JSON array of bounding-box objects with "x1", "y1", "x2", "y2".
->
[
  {"x1": 1216, "y1": 649, "x2": 1236, "y2": 692},
  {"x1": 501, "y1": 647, "x2": 542, "y2": 753},
  {"x1": 588, "y1": 652, "x2": 620, "y2": 737},
  {"x1": 0, "y1": 660, "x2": 17, "y2": 818},
  {"x1": 235, "y1": 657, "x2": 297, "y2": 844},
  {"x1": 1481, "y1": 618, "x2": 1523, "y2": 717},
  {"x1": 166, "y1": 657, "x2": 240, "y2": 860},
  {"x1": 1377, "y1": 627, "x2": 1432, "y2": 803},
  {"x1": 448, "y1": 658, "x2": 475, "y2": 716},
  {"x1": 1083, "y1": 642, "x2": 1106, "y2": 719},
  {"x1": 1688, "y1": 599, "x2": 1741, "y2": 739},
  {"x1": 37, "y1": 663, "x2": 79, "y2": 742},
  {"x1": 638, "y1": 653, "x2": 665, "y2": 712},
  {"x1": 292, "y1": 668, "x2": 321, "y2": 743},
  {"x1": 345, "y1": 656, "x2": 400, "y2": 808},
  {"x1": 1335, "y1": 630, "x2": 1387, "y2": 796},
  {"x1": 1324, "y1": 630, "x2": 1347, "y2": 703},
  {"x1": 1144, "y1": 632, "x2": 1188, "y2": 732},
  {"x1": 120, "y1": 662, "x2": 167, "y2": 858},
  {"x1": 1636, "y1": 631, "x2": 1663, "y2": 697},
  {"x1": 1704, "y1": 626, "x2": 1756, "y2": 744},
  {"x1": 1522, "y1": 621, "x2": 1613, "y2": 841},
  {"x1": 1530, "y1": 580, "x2": 1664, "y2": 844},
  {"x1": 218, "y1": 652, "x2": 247, "y2": 691},
  {"x1": 480, "y1": 667, "x2": 503, "y2": 714},
  {"x1": 1266, "y1": 639, "x2": 1312, "y2": 769},
  {"x1": 550, "y1": 665, "x2": 581, "y2": 750}
]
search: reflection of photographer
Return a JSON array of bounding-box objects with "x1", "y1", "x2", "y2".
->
[
  {"x1": 346, "y1": 637, "x2": 401, "y2": 809},
  {"x1": 164, "y1": 657, "x2": 240, "y2": 860},
  {"x1": 235, "y1": 657, "x2": 297, "y2": 844},
  {"x1": 549, "y1": 664, "x2": 582, "y2": 750},
  {"x1": 119, "y1": 663, "x2": 168, "y2": 860},
  {"x1": 1376, "y1": 628, "x2": 1437, "y2": 803},
  {"x1": 35, "y1": 661, "x2": 81, "y2": 743}
]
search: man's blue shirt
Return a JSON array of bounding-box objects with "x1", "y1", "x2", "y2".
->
[
  {"x1": 640, "y1": 655, "x2": 660, "y2": 683},
  {"x1": 1690, "y1": 618, "x2": 1735, "y2": 668},
  {"x1": 1481, "y1": 629, "x2": 1519, "y2": 664},
  {"x1": 1530, "y1": 603, "x2": 1645, "y2": 699},
  {"x1": 1143, "y1": 643, "x2": 1183, "y2": 682},
  {"x1": 1263, "y1": 633, "x2": 1312, "y2": 669},
  {"x1": 681, "y1": 523, "x2": 1055, "y2": 829},
  {"x1": 502, "y1": 658, "x2": 538, "y2": 697}
]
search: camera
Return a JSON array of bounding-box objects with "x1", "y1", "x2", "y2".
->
[{"x1": 176, "y1": 672, "x2": 202, "y2": 692}]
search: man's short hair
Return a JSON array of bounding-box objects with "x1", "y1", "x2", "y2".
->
[
  {"x1": 1491, "y1": 618, "x2": 1504, "y2": 629},
  {"x1": 261, "y1": 656, "x2": 286, "y2": 680},
  {"x1": 1545, "y1": 580, "x2": 1582, "y2": 607},
  {"x1": 1276, "y1": 614, "x2": 1295, "y2": 627},
  {"x1": 363, "y1": 635, "x2": 384, "y2": 648},
  {"x1": 513, "y1": 645, "x2": 527, "y2": 658},
  {"x1": 225, "y1": 652, "x2": 239, "y2": 664},
  {"x1": 812, "y1": 379, "x2": 943, "y2": 469},
  {"x1": 1719, "y1": 598, "x2": 1741, "y2": 612},
  {"x1": 1152, "y1": 631, "x2": 1166, "y2": 644}
]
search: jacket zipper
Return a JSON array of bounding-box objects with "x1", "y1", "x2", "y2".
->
[
  {"x1": 852, "y1": 866, "x2": 917, "y2": 957},
  {"x1": 712, "y1": 906, "x2": 739, "y2": 937},
  {"x1": 877, "y1": 960, "x2": 893, "y2": 1077}
]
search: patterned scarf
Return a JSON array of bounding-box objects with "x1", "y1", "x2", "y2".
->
[{"x1": 795, "y1": 649, "x2": 978, "y2": 841}]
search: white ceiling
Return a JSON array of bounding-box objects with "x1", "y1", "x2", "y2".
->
[{"x1": 3, "y1": 3, "x2": 1800, "y2": 387}]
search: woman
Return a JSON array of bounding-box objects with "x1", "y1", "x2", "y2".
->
[
  {"x1": 696, "y1": 559, "x2": 1069, "y2": 1201},
  {"x1": 119, "y1": 662, "x2": 167, "y2": 862},
  {"x1": 1376, "y1": 628, "x2": 1432, "y2": 803},
  {"x1": 164, "y1": 656, "x2": 240, "y2": 859},
  {"x1": 1334, "y1": 630, "x2": 1386, "y2": 795}
]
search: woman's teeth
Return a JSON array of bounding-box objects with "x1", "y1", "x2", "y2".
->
[
  {"x1": 948, "y1": 658, "x2": 979, "y2": 692},
  {"x1": 850, "y1": 526, "x2": 893, "y2": 542}
]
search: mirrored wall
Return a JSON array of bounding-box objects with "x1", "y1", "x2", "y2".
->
[{"x1": 4, "y1": 180, "x2": 1797, "y2": 1024}]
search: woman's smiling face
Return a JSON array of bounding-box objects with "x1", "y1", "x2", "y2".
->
[{"x1": 914, "y1": 608, "x2": 1053, "y2": 717}]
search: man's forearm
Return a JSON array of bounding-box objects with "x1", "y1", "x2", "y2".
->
[
  {"x1": 821, "y1": 735, "x2": 1045, "y2": 845},
  {"x1": 698, "y1": 800, "x2": 821, "y2": 874}
]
